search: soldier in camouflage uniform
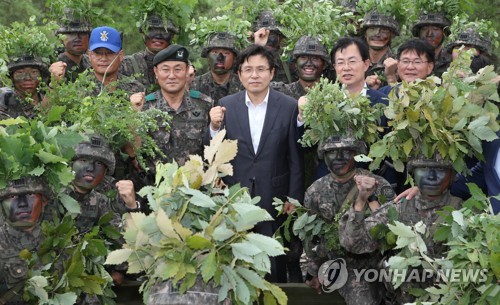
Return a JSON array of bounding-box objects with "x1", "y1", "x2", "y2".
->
[
  {"x1": 50, "y1": 8, "x2": 92, "y2": 83},
  {"x1": 304, "y1": 135, "x2": 395, "y2": 305},
  {"x1": 120, "y1": 15, "x2": 178, "y2": 93},
  {"x1": 141, "y1": 44, "x2": 212, "y2": 173},
  {"x1": 1, "y1": 56, "x2": 49, "y2": 119},
  {"x1": 252, "y1": 10, "x2": 296, "y2": 83},
  {"x1": 191, "y1": 32, "x2": 243, "y2": 106},
  {"x1": 445, "y1": 27, "x2": 494, "y2": 73},
  {"x1": 339, "y1": 153, "x2": 462, "y2": 304},
  {"x1": 0, "y1": 176, "x2": 50, "y2": 305},
  {"x1": 412, "y1": 12, "x2": 452, "y2": 78},
  {"x1": 361, "y1": 10, "x2": 400, "y2": 89}
]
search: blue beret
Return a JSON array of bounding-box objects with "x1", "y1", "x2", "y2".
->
[{"x1": 153, "y1": 44, "x2": 189, "y2": 66}]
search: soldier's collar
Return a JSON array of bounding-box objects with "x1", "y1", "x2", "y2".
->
[{"x1": 415, "y1": 191, "x2": 451, "y2": 210}]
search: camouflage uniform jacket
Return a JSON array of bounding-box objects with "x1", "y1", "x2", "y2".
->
[
  {"x1": 120, "y1": 49, "x2": 157, "y2": 93},
  {"x1": 57, "y1": 53, "x2": 91, "y2": 82},
  {"x1": 304, "y1": 168, "x2": 395, "y2": 305},
  {"x1": 67, "y1": 189, "x2": 122, "y2": 233},
  {"x1": 433, "y1": 50, "x2": 452, "y2": 78},
  {"x1": 339, "y1": 191, "x2": 462, "y2": 304},
  {"x1": 191, "y1": 72, "x2": 243, "y2": 106},
  {"x1": 143, "y1": 90, "x2": 212, "y2": 167},
  {"x1": 271, "y1": 80, "x2": 307, "y2": 100},
  {"x1": 272, "y1": 53, "x2": 296, "y2": 84},
  {"x1": 89, "y1": 73, "x2": 145, "y2": 98},
  {"x1": 3, "y1": 92, "x2": 43, "y2": 120},
  {"x1": 0, "y1": 224, "x2": 42, "y2": 304},
  {"x1": 367, "y1": 48, "x2": 394, "y2": 88}
]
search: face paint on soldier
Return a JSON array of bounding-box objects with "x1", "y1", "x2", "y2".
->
[
  {"x1": 265, "y1": 32, "x2": 282, "y2": 52},
  {"x1": 63, "y1": 32, "x2": 90, "y2": 56},
  {"x1": 12, "y1": 67, "x2": 41, "y2": 96},
  {"x1": 208, "y1": 48, "x2": 235, "y2": 75},
  {"x1": 72, "y1": 159, "x2": 107, "y2": 193},
  {"x1": 1, "y1": 193, "x2": 44, "y2": 225},
  {"x1": 419, "y1": 26, "x2": 444, "y2": 48},
  {"x1": 324, "y1": 149, "x2": 356, "y2": 177},
  {"x1": 145, "y1": 31, "x2": 172, "y2": 53},
  {"x1": 296, "y1": 55, "x2": 325, "y2": 81},
  {"x1": 414, "y1": 167, "x2": 453, "y2": 197},
  {"x1": 365, "y1": 27, "x2": 392, "y2": 50}
]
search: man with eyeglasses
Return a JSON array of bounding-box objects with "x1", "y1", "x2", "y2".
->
[
  {"x1": 208, "y1": 44, "x2": 304, "y2": 283},
  {"x1": 121, "y1": 15, "x2": 178, "y2": 93},
  {"x1": 141, "y1": 44, "x2": 212, "y2": 172}
]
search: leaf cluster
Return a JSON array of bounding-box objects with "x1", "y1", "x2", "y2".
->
[
  {"x1": 414, "y1": 0, "x2": 473, "y2": 21},
  {"x1": 130, "y1": 0, "x2": 198, "y2": 33},
  {"x1": 300, "y1": 77, "x2": 384, "y2": 148},
  {"x1": 45, "y1": 0, "x2": 109, "y2": 27},
  {"x1": 0, "y1": 117, "x2": 84, "y2": 193},
  {"x1": 23, "y1": 214, "x2": 120, "y2": 305},
  {"x1": 106, "y1": 130, "x2": 287, "y2": 305},
  {"x1": 41, "y1": 70, "x2": 168, "y2": 167},
  {"x1": 448, "y1": 15, "x2": 499, "y2": 51},
  {"x1": 357, "y1": 0, "x2": 411, "y2": 25},
  {"x1": 369, "y1": 55, "x2": 500, "y2": 175}
]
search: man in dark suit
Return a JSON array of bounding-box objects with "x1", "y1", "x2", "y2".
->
[{"x1": 208, "y1": 45, "x2": 304, "y2": 282}]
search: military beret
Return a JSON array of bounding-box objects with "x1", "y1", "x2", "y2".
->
[{"x1": 153, "y1": 44, "x2": 189, "y2": 66}]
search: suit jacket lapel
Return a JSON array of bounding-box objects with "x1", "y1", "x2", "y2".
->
[
  {"x1": 234, "y1": 92, "x2": 255, "y2": 156},
  {"x1": 255, "y1": 90, "x2": 281, "y2": 157}
]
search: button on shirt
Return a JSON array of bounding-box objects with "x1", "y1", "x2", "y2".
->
[{"x1": 245, "y1": 90, "x2": 269, "y2": 153}]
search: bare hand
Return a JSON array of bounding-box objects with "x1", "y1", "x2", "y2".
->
[
  {"x1": 253, "y1": 28, "x2": 270, "y2": 46},
  {"x1": 297, "y1": 96, "x2": 308, "y2": 122},
  {"x1": 383, "y1": 57, "x2": 398, "y2": 84},
  {"x1": 49, "y1": 61, "x2": 67, "y2": 82},
  {"x1": 366, "y1": 75, "x2": 381, "y2": 90},
  {"x1": 130, "y1": 92, "x2": 145, "y2": 111},
  {"x1": 209, "y1": 106, "x2": 226, "y2": 130},
  {"x1": 395, "y1": 186, "x2": 420, "y2": 203},
  {"x1": 354, "y1": 175, "x2": 378, "y2": 211},
  {"x1": 305, "y1": 276, "x2": 322, "y2": 294},
  {"x1": 116, "y1": 180, "x2": 137, "y2": 209}
]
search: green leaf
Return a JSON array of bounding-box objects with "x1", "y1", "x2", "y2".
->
[
  {"x1": 200, "y1": 251, "x2": 217, "y2": 282},
  {"x1": 213, "y1": 223, "x2": 234, "y2": 241},
  {"x1": 388, "y1": 221, "x2": 415, "y2": 238},
  {"x1": 186, "y1": 234, "x2": 212, "y2": 250},
  {"x1": 52, "y1": 292, "x2": 78, "y2": 305},
  {"x1": 181, "y1": 187, "x2": 216, "y2": 208},
  {"x1": 235, "y1": 267, "x2": 268, "y2": 290},
  {"x1": 105, "y1": 249, "x2": 133, "y2": 265},
  {"x1": 58, "y1": 193, "x2": 81, "y2": 215},
  {"x1": 246, "y1": 233, "x2": 285, "y2": 257},
  {"x1": 36, "y1": 150, "x2": 67, "y2": 163}
]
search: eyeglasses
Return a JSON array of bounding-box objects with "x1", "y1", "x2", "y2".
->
[
  {"x1": 240, "y1": 66, "x2": 271, "y2": 76},
  {"x1": 158, "y1": 67, "x2": 186, "y2": 76},
  {"x1": 333, "y1": 59, "x2": 364, "y2": 68},
  {"x1": 90, "y1": 50, "x2": 119, "y2": 59},
  {"x1": 13, "y1": 70, "x2": 41, "y2": 81},
  {"x1": 399, "y1": 59, "x2": 429, "y2": 66}
]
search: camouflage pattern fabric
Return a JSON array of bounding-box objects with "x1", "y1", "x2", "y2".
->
[
  {"x1": 304, "y1": 168, "x2": 395, "y2": 305},
  {"x1": 148, "y1": 278, "x2": 231, "y2": 305},
  {"x1": 143, "y1": 90, "x2": 212, "y2": 168},
  {"x1": 57, "y1": 53, "x2": 91, "y2": 83},
  {"x1": 0, "y1": 224, "x2": 42, "y2": 304},
  {"x1": 339, "y1": 191, "x2": 462, "y2": 304},
  {"x1": 3, "y1": 92, "x2": 43, "y2": 120},
  {"x1": 191, "y1": 72, "x2": 243, "y2": 106},
  {"x1": 433, "y1": 51, "x2": 452, "y2": 78},
  {"x1": 89, "y1": 73, "x2": 145, "y2": 98},
  {"x1": 271, "y1": 80, "x2": 307, "y2": 99},
  {"x1": 366, "y1": 48, "x2": 394, "y2": 87},
  {"x1": 273, "y1": 56, "x2": 296, "y2": 84},
  {"x1": 120, "y1": 49, "x2": 157, "y2": 93}
]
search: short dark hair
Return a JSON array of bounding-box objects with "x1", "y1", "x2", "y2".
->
[
  {"x1": 397, "y1": 38, "x2": 435, "y2": 63},
  {"x1": 234, "y1": 44, "x2": 275, "y2": 73},
  {"x1": 331, "y1": 37, "x2": 370, "y2": 63}
]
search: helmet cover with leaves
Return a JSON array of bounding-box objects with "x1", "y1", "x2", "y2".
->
[
  {"x1": 74, "y1": 135, "x2": 115, "y2": 175},
  {"x1": 55, "y1": 8, "x2": 92, "y2": 35},
  {"x1": 140, "y1": 14, "x2": 179, "y2": 35},
  {"x1": 407, "y1": 152, "x2": 453, "y2": 173},
  {"x1": 412, "y1": 12, "x2": 451, "y2": 37},
  {"x1": 361, "y1": 10, "x2": 400, "y2": 36},
  {"x1": 446, "y1": 28, "x2": 492, "y2": 55},
  {"x1": 7, "y1": 55, "x2": 49, "y2": 78},
  {"x1": 253, "y1": 10, "x2": 285, "y2": 37},
  {"x1": 292, "y1": 36, "x2": 330, "y2": 64},
  {"x1": 201, "y1": 32, "x2": 239, "y2": 58},
  {"x1": 341, "y1": 0, "x2": 359, "y2": 13},
  {"x1": 318, "y1": 134, "x2": 367, "y2": 159}
]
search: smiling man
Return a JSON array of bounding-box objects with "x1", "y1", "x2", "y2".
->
[{"x1": 191, "y1": 32, "x2": 243, "y2": 106}]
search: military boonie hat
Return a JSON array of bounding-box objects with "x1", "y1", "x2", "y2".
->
[
  {"x1": 201, "y1": 32, "x2": 239, "y2": 58},
  {"x1": 412, "y1": 12, "x2": 451, "y2": 37},
  {"x1": 153, "y1": 44, "x2": 189, "y2": 66},
  {"x1": 446, "y1": 28, "x2": 492, "y2": 55},
  {"x1": 89, "y1": 26, "x2": 122, "y2": 53},
  {"x1": 318, "y1": 135, "x2": 367, "y2": 159},
  {"x1": 361, "y1": 10, "x2": 400, "y2": 36},
  {"x1": 292, "y1": 36, "x2": 330, "y2": 64},
  {"x1": 253, "y1": 10, "x2": 286, "y2": 38},
  {"x1": 74, "y1": 135, "x2": 116, "y2": 175}
]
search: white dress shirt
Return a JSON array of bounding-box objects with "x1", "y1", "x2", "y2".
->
[{"x1": 245, "y1": 90, "x2": 270, "y2": 153}]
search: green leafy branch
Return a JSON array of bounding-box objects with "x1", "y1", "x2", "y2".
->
[
  {"x1": 414, "y1": 0, "x2": 474, "y2": 20},
  {"x1": 130, "y1": 0, "x2": 198, "y2": 33},
  {"x1": 448, "y1": 15, "x2": 499, "y2": 51}
]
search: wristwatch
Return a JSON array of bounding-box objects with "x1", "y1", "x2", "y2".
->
[{"x1": 126, "y1": 200, "x2": 141, "y2": 212}]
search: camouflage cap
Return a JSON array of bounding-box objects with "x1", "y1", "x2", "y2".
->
[
  {"x1": 318, "y1": 135, "x2": 367, "y2": 159},
  {"x1": 253, "y1": 10, "x2": 286, "y2": 38},
  {"x1": 407, "y1": 152, "x2": 453, "y2": 173},
  {"x1": 141, "y1": 14, "x2": 179, "y2": 34},
  {"x1": 361, "y1": 10, "x2": 400, "y2": 36},
  {"x1": 74, "y1": 135, "x2": 115, "y2": 175},
  {"x1": 412, "y1": 12, "x2": 451, "y2": 37},
  {"x1": 292, "y1": 36, "x2": 330, "y2": 64},
  {"x1": 7, "y1": 55, "x2": 49, "y2": 78},
  {"x1": 201, "y1": 32, "x2": 239, "y2": 58},
  {"x1": 446, "y1": 28, "x2": 492, "y2": 55},
  {"x1": 55, "y1": 9, "x2": 91, "y2": 35},
  {"x1": 0, "y1": 176, "x2": 49, "y2": 200}
]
